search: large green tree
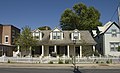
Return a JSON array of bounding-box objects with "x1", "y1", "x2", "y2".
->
[
  {"x1": 60, "y1": 3, "x2": 102, "y2": 30},
  {"x1": 14, "y1": 26, "x2": 38, "y2": 56}
]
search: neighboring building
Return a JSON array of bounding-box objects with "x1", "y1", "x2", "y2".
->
[
  {"x1": 0, "y1": 24, "x2": 20, "y2": 56},
  {"x1": 32, "y1": 27, "x2": 96, "y2": 57},
  {"x1": 93, "y1": 21, "x2": 120, "y2": 57}
]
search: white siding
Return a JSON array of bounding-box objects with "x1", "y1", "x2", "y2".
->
[{"x1": 104, "y1": 24, "x2": 120, "y2": 56}]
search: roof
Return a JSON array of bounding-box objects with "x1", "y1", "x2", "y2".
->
[
  {"x1": 37, "y1": 30, "x2": 96, "y2": 45},
  {"x1": 0, "y1": 24, "x2": 20, "y2": 31},
  {"x1": 98, "y1": 21, "x2": 120, "y2": 34}
]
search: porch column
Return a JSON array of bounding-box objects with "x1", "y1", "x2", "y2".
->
[
  {"x1": 93, "y1": 45, "x2": 95, "y2": 52},
  {"x1": 42, "y1": 45, "x2": 44, "y2": 56},
  {"x1": 80, "y1": 46, "x2": 82, "y2": 58},
  {"x1": 54, "y1": 45, "x2": 57, "y2": 53},
  {"x1": 67, "y1": 45, "x2": 70, "y2": 57},
  {"x1": 92, "y1": 45, "x2": 95, "y2": 57}
]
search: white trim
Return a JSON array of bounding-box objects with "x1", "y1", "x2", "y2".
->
[
  {"x1": 42, "y1": 45, "x2": 44, "y2": 56},
  {"x1": 80, "y1": 46, "x2": 82, "y2": 58},
  {"x1": 54, "y1": 45, "x2": 57, "y2": 52},
  {"x1": 67, "y1": 45, "x2": 70, "y2": 57},
  {"x1": 5, "y1": 35, "x2": 9, "y2": 44}
]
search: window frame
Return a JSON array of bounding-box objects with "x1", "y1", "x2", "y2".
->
[
  {"x1": 5, "y1": 35, "x2": 9, "y2": 43},
  {"x1": 111, "y1": 29, "x2": 117, "y2": 37}
]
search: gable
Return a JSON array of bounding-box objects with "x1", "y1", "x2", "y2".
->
[{"x1": 104, "y1": 22, "x2": 120, "y2": 34}]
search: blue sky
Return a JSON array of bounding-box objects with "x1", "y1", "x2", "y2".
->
[{"x1": 0, "y1": 0, "x2": 119, "y2": 30}]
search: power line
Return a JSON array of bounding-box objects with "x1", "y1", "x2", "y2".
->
[{"x1": 110, "y1": 1, "x2": 120, "y2": 21}]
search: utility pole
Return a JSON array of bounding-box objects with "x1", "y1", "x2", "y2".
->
[{"x1": 118, "y1": 7, "x2": 120, "y2": 26}]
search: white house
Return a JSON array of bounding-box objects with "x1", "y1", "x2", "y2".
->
[
  {"x1": 32, "y1": 27, "x2": 96, "y2": 57},
  {"x1": 93, "y1": 21, "x2": 120, "y2": 57}
]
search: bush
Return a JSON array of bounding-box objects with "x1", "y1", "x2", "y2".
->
[
  {"x1": 65, "y1": 60, "x2": 70, "y2": 64},
  {"x1": 7, "y1": 60, "x2": 10, "y2": 63},
  {"x1": 96, "y1": 61, "x2": 99, "y2": 64},
  {"x1": 101, "y1": 61, "x2": 104, "y2": 64},
  {"x1": 58, "y1": 59, "x2": 63, "y2": 64},
  {"x1": 106, "y1": 60, "x2": 110, "y2": 64},
  {"x1": 48, "y1": 61, "x2": 53, "y2": 64}
]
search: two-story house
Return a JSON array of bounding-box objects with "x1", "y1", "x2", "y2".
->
[
  {"x1": 93, "y1": 21, "x2": 120, "y2": 57},
  {"x1": 32, "y1": 27, "x2": 96, "y2": 57},
  {"x1": 0, "y1": 24, "x2": 20, "y2": 56}
]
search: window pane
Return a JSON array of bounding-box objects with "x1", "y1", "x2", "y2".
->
[
  {"x1": 57, "y1": 32, "x2": 60, "y2": 36},
  {"x1": 53, "y1": 32, "x2": 56, "y2": 36}
]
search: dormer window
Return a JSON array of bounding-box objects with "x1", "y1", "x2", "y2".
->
[
  {"x1": 50, "y1": 27, "x2": 63, "y2": 40},
  {"x1": 71, "y1": 29, "x2": 81, "y2": 40},
  {"x1": 73, "y1": 32, "x2": 79, "y2": 40},
  {"x1": 33, "y1": 29, "x2": 42, "y2": 40},
  {"x1": 53, "y1": 32, "x2": 61, "y2": 40}
]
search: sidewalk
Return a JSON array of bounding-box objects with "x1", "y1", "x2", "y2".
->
[{"x1": 0, "y1": 63, "x2": 120, "y2": 69}]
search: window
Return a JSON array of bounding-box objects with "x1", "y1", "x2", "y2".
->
[
  {"x1": 111, "y1": 29, "x2": 117, "y2": 37},
  {"x1": 33, "y1": 31, "x2": 40, "y2": 40},
  {"x1": 52, "y1": 32, "x2": 61, "y2": 40},
  {"x1": 110, "y1": 43, "x2": 119, "y2": 52},
  {"x1": 73, "y1": 32, "x2": 79, "y2": 40},
  {"x1": 5, "y1": 36, "x2": 9, "y2": 43}
]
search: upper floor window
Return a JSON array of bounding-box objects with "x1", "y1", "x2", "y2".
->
[
  {"x1": 34, "y1": 31, "x2": 40, "y2": 40},
  {"x1": 53, "y1": 32, "x2": 61, "y2": 40},
  {"x1": 111, "y1": 29, "x2": 117, "y2": 37},
  {"x1": 5, "y1": 36, "x2": 9, "y2": 43},
  {"x1": 110, "y1": 42, "x2": 119, "y2": 52},
  {"x1": 72, "y1": 29, "x2": 81, "y2": 40},
  {"x1": 50, "y1": 28, "x2": 63, "y2": 40},
  {"x1": 32, "y1": 29, "x2": 42, "y2": 40},
  {"x1": 73, "y1": 32, "x2": 79, "y2": 40}
]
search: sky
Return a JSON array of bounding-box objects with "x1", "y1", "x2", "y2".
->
[{"x1": 0, "y1": 0, "x2": 120, "y2": 30}]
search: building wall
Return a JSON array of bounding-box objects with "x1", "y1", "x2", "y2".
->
[
  {"x1": 104, "y1": 24, "x2": 120, "y2": 56},
  {"x1": 0, "y1": 25, "x2": 2, "y2": 43},
  {"x1": 2, "y1": 26, "x2": 11, "y2": 45}
]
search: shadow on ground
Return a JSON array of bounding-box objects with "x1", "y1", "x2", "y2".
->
[{"x1": 73, "y1": 67, "x2": 82, "y2": 73}]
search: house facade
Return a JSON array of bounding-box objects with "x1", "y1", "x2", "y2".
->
[
  {"x1": 0, "y1": 24, "x2": 20, "y2": 56},
  {"x1": 32, "y1": 28, "x2": 96, "y2": 57},
  {"x1": 93, "y1": 21, "x2": 120, "y2": 57}
]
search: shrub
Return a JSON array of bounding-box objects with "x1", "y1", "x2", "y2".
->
[
  {"x1": 96, "y1": 61, "x2": 99, "y2": 64},
  {"x1": 48, "y1": 61, "x2": 53, "y2": 64},
  {"x1": 58, "y1": 59, "x2": 63, "y2": 64},
  {"x1": 106, "y1": 60, "x2": 110, "y2": 64},
  {"x1": 65, "y1": 60, "x2": 70, "y2": 64},
  {"x1": 7, "y1": 60, "x2": 10, "y2": 63},
  {"x1": 101, "y1": 61, "x2": 104, "y2": 64}
]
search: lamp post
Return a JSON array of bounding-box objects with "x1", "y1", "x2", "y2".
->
[{"x1": 73, "y1": 38, "x2": 77, "y2": 71}]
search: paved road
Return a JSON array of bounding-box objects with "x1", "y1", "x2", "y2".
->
[{"x1": 0, "y1": 68, "x2": 120, "y2": 73}]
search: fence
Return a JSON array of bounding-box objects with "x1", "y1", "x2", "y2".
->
[{"x1": 0, "y1": 56, "x2": 120, "y2": 64}]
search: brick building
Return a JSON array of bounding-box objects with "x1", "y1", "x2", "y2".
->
[{"x1": 0, "y1": 24, "x2": 20, "y2": 56}]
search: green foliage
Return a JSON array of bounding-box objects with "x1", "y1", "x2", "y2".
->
[
  {"x1": 38, "y1": 26, "x2": 51, "y2": 30},
  {"x1": 60, "y1": 2, "x2": 102, "y2": 31},
  {"x1": 65, "y1": 60, "x2": 70, "y2": 64},
  {"x1": 14, "y1": 26, "x2": 38, "y2": 56},
  {"x1": 58, "y1": 59, "x2": 63, "y2": 64},
  {"x1": 48, "y1": 61, "x2": 53, "y2": 64},
  {"x1": 118, "y1": 46, "x2": 120, "y2": 51},
  {"x1": 7, "y1": 59, "x2": 11, "y2": 63}
]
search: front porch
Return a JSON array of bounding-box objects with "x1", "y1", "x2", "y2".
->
[{"x1": 32, "y1": 45, "x2": 95, "y2": 58}]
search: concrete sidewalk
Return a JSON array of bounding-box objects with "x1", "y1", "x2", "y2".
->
[{"x1": 0, "y1": 63, "x2": 120, "y2": 69}]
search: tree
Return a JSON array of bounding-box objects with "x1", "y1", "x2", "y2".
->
[
  {"x1": 38, "y1": 26, "x2": 51, "y2": 30},
  {"x1": 60, "y1": 3, "x2": 102, "y2": 31},
  {"x1": 14, "y1": 26, "x2": 38, "y2": 56}
]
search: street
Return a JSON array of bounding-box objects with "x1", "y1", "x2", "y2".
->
[{"x1": 0, "y1": 68, "x2": 120, "y2": 73}]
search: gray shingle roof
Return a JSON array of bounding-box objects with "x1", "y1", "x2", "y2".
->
[{"x1": 37, "y1": 30, "x2": 96, "y2": 45}]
